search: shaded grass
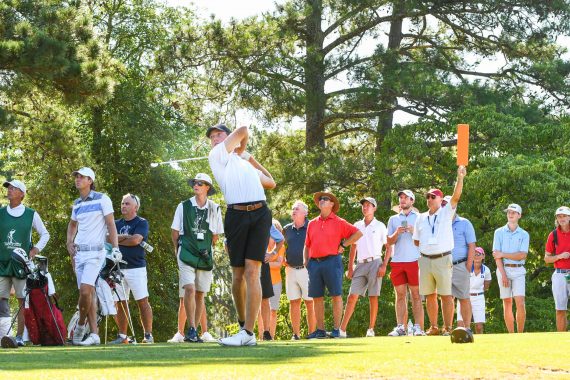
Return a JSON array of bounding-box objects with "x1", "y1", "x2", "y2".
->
[{"x1": 0, "y1": 333, "x2": 569, "y2": 379}]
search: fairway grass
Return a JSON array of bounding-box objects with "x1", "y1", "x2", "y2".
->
[{"x1": 0, "y1": 332, "x2": 569, "y2": 379}]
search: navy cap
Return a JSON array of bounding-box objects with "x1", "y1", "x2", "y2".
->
[{"x1": 206, "y1": 124, "x2": 232, "y2": 138}]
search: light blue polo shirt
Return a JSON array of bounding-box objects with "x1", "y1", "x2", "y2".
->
[
  {"x1": 387, "y1": 210, "x2": 419, "y2": 262},
  {"x1": 451, "y1": 216, "x2": 476, "y2": 261},
  {"x1": 492, "y1": 224, "x2": 530, "y2": 264}
]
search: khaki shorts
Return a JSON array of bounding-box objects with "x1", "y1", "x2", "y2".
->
[
  {"x1": 285, "y1": 266, "x2": 312, "y2": 301},
  {"x1": 178, "y1": 257, "x2": 213, "y2": 293},
  {"x1": 0, "y1": 276, "x2": 26, "y2": 298},
  {"x1": 497, "y1": 266, "x2": 526, "y2": 299},
  {"x1": 349, "y1": 258, "x2": 383, "y2": 297},
  {"x1": 452, "y1": 262, "x2": 470, "y2": 299},
  {"x1": 419, "y1": 254, "x2": 453, "y2": 296}
]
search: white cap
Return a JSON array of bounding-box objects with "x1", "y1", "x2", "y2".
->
[
  {"x1": 2, "y1": 180, "x2": 26, "y2": 194},
  {"x1": 360, "y1": 197, "x2": 377, "y2": 208},
  {"x1": 72, "y1": 167, "x2": 96, "y2": 181},
  {"x1": 555, "y1": 206, "x2": 570, "y2": 216},
  {"x1": 504, "y1": 203, "x2": 522, "y2": 214},
  {"x1": 189, "y1": 173, "x2": 216, "y2": 196},
  {"x1": 397, "y1": 190, "x2": 415, "y2": 200}
]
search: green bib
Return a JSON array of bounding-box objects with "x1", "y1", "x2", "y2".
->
[
  {"x1": 179, "y1": 200, "x2": 214, "y2": 271},
  {"x1": 0, "y1": 207, "x2": 34, "y2": 278}
]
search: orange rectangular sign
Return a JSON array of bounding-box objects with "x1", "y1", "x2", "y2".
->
[{"x1": 457, "y1": 124, "x2": 469, "y2": 166}]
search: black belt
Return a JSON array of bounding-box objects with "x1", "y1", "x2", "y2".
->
[
  {"x1": 470, "y1": 292, "x2": 484, "y2": 296},
  {"x1": 289, "y1": 265, "x2": 305, "y2": 270},
  {"x1": 311, "y1": 255, "x2": 336, "y2": 262},
  {"x1": 227, "y1": 201, "x2": 266, "y2": 211},
  {"x1": 555, "y1": 268, "x2": 570, "y2": 273},
  {"x1": 453, "y1": 258, "x2": 467, "y2": 265},
  {"x1": 421, "y1": 251, "x2": 451, "y2": 259}
]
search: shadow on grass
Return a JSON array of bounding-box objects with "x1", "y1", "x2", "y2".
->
[{"x1": 0, "y1": 341, "x2": 363, "y2": 371}]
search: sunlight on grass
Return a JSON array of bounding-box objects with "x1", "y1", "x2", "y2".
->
[{"x1": 0, "y1": 333, "x2": 569, "y2": 379}]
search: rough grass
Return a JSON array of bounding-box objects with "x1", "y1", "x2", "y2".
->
[{"x1": 0, "y1": 332, "x2": 569, "y2": 379}]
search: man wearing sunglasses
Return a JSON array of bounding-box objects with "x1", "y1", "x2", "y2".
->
[
  {"x1": 412, "y1": 166, "x2": 466, "y2": 336},
  {"x1": 304, "y1": 191, "x2": 362, "y2": 339},
  {"x1": 207, "y1": 124, "x2": 275, "y2": 346},
  {"x1": 172, "y1": 173, "x2": 223, "y2": 343},
  {"x1": 110, "y1": 193, "x2": 153, "y2": 344}
]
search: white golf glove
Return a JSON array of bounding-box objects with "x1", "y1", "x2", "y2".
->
[{"x1": 110, "y1": 247, "x2": 122, "y2": 263}]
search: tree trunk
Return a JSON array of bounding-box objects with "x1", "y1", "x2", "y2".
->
[
  {"x1": 304, "y1": 0, "x2": 326, "y2": 192},
  {"x1": 374, "y1": 3, "x2": 404, "y2": 207}
]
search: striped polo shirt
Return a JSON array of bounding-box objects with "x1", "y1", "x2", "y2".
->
[{"x1": 70, "y1": 191, "x2": 114, "y2": 247}]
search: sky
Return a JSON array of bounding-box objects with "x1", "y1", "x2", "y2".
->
[{"x1": 165, "y1": 0, "x2": 569, "y2": 128}]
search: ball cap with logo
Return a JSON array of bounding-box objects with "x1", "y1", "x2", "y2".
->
[
  {"x1": 397, "y1": 189, "x2": 415, "y2": 200},
  {"x1": 426, "y1": 188, "x2": 444, "y2": 198},
  {"x1": 205, "y1": 124, "x2": 232, "y2": 138},
  {"x1": 188, "y1": 173, "x2": 216, "y2": 196},
  {"x1": 555, "y1": 206, "x2": 570, "y2": 216},
  {"x1": 2, "y1": 179, "x2": 26, "y2": 194},
  {"x1": 360, "y1": 197, "x2": 377, "y2": 208},
  {"x1": 503, "y1": 203, "x2": 522, "y2": 215},
  {"x1": 72, "y1": 167, "x2": 96, "y2": 182}
]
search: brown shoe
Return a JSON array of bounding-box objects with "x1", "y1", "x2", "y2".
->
[
  {"x1": 440, "y1": 326, "x2": 452, "y2": 336},
  {"x1": 426, "y1": 326, "x2": 440, "y2": 336}
]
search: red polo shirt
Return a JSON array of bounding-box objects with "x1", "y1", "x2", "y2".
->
[
  {"x1": 545, "y1": 226, "x2": 570, "y2": 269},
  {"x1": 305, "y1": 213, "x2": 359, "y2": 259}
]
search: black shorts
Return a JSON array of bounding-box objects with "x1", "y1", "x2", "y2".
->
[
  {"x1": 260, "y1": 262, "x2": 274, "y2": 299},
  {"x1": 225, "y1": 203, "x2": 272, "y2": 267}
]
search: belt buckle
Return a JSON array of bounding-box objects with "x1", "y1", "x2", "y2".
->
[{"x1": 246, "y1": 204, "x2": 255, "y2": 211}]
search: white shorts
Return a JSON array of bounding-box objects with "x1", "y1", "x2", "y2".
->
[
  {"x1": 552, "y1": 271, "x2": 570, "y2": 311},
  {"x1": 178, "y1": 257, "x2": 213, "y2": 293},
  {"x1": 457, "y1": 295, "x2": 486, "y2": 323},
  {"x1": 497, "y1": 266, "x2": 526, "y2": 299},
  {"x1": 75, "y1": 250, "x2": 106, "y2": 288},
  {"x1": 269, "y1": 282, "x2": 282, "y2": 310},
  {"x1": 113, "y1": 267, "x2": 150, "y2": 302},
  {"x1": 285, "y1": 266, "x2": 312, "y2": 301}
]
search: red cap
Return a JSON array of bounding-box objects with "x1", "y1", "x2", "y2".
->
[{"x1": 426, "y1": 188, "x2": 444, "y2": 198}]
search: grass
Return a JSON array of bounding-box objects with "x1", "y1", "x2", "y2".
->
[{"x1": 0, "y1": 333, "x2": 569, "y2": 379}]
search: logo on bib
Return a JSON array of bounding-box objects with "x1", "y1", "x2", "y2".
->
[{"x1": 4, "y1": 229, "x2": 22, "y2": 249}]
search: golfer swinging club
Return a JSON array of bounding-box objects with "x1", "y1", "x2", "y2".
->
[
  {"x1": 66, "y1": 167, "x2": 121, "y2": 346},
  {"x1": 207, "y1": 124, "x2": 276, "y2": 346}
]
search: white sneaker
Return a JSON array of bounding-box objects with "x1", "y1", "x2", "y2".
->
[
  {"x1": 167, "y1": 331, "x2": 185, "y2": 343},
  {"x1": 339, "y1": 329, "x2": 347, "y2": 338},
  {"x1": 0, "y1": 317, "x2": 11, "y2": 337},
  {"x1": 200, "y1": 331, "x2": 217, "y2": 342},
  {"x1": 218, "y1": 329, "x2": 256, "y2": 346},
  {"x1": 413, "y1": 325, "x2": 426, "y2": 336},
  {"x1": 78, "y1": 333, "x2": 100, "y2": 346},
  {"x1": 72, "y1": 324, "x2": 87, "y2": 345},
  {"x1": 388, "y1": 325, "x2": 406, "y2": 336},
  {"x1": 366, "y1": 328, "x2": 375, "y2": 337}
]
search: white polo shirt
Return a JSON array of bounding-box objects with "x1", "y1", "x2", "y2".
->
[
  {"x1": 70, "y1": 191, "x2": 114, "y2": 246},
  {"x1": 208, "y1": 141, "x2": 266, "y2": 205},
  {"x1": 354, "y1": 218, "x2": 387, "y2": 261},
  {"x1": 171, "y1": 197, "x2": 224, "y2": 235},
  {"x1": 413, "y1": 202, "x2": 455, "y2": 255},
  {"x1": 470, "y1": 264, "x2": 492, "y2": 293}
]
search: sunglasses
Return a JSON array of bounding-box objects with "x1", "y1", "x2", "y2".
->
[
  {"x1": 426, "y1": 194, "x2": 437, "y2": 200},
  {"x1": 193, "y1": 181, "x2": 206, "y2": 187},
  {"x1": 319, "y1": 196, "x2": 331, "y2": 202},
  {"x1": 475, "y1": 252, "x2": 484, "y2": 256}
]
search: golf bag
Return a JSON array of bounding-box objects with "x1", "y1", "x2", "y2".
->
[
  {"x1": 24, "y1": 272, "x2": 67, "y2": 346},
  {"x1": 1, "y1": 250, "x2": 66, "y2": 348},
  {"x1": 67, "y1": 257, "x2": 119, "y2": 342}
]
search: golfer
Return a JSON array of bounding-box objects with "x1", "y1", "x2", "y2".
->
[{"x1": 207, "y1": 124, "x2": 275, "y2": 346}]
